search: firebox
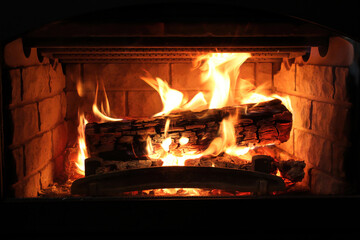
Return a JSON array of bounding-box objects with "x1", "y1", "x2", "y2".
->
[{"x1": 1, "y1": 1, "x2": 360, "y2": 234}]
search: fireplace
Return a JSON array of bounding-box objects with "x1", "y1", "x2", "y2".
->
[
  {"x1": 1, "y1": 1, "x2": 360, "y2": 234},
  {"x1": 3, "y1": 39, "x2": 356, "y2": 197}
]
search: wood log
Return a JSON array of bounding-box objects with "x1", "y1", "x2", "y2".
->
[
  {"x1": 84, "y1": 153, "x2": 304, "y2": 184},
  {"x1": 85, "y1": 154, "x2": 251, "y2": 176},
  {"x1": 85, "y1": 99, "x2": 292, "y2": 161}
]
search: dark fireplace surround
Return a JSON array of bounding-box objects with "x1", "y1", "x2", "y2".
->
[{"x1": 1, "y1": 1, "x2": 360, "y2": 235}]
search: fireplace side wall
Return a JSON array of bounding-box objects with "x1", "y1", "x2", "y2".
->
[
  {"x1": 274, "y1": 62, "x2": 351, "y2": 194},
  {"x1": 4, "y1": 39, "x2": 67, "y2": 197}
]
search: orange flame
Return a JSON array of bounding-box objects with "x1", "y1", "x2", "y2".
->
[
  {"x1": 75, "y1": 111, "x2": 88, "y2": 175},
  {"x1": 203, "y1": 114, "x2": 251, "y2": 157},
  {"x1": 73, "y1": 79, "x2": 123, "y2": 176},
  {"x1": 72, "y1": 52, "x2": 292, "y2": 179},
  {"x1": 143, "y1": 52, "x2": 292, "y2": 166},
  {"x1": 140, "y1": 76, "x2": 184, "y2": 116},
  {"x1": 195, "y1": 52, "x2": 251, "y2": 109},
  {"x1": 92, "y1": 81, "x2": 123, "y2": 122}
]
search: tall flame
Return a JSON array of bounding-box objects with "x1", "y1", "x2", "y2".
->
[
  {"x1": 142, "y1": 53, "x2": 256, "y2": 165},
  {"x1": 73, "y1": 79, "x2": 122, "y2": 176},
  {"x1": 141, "y1": 53, "x2": 251, "y2": 116},
  {"x1": 142, "y1": 52, "x2": 292, "y2": 166},
  {"x1": 195, "y1": 52, "x2": 251, "y2": 109},
  {"x1": 71, "y1": 52, "x2": 292, "y2": 178},
  {"x1": 202, "y1": 114, "x2": 252, "y2": 157},
  {"x1": 140, "y1": 75, "x2": 185, "y2": 116},
  {"x1": 92, "y1": 82, "x2": 123, "y2": 122},
  {"x1": 75, "y1": 111, "x2": 88, "y2": 175}
]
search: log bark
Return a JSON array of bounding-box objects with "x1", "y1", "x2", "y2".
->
[{"x1": 85, "y1": 99, "x2": 292, "y2": 160}]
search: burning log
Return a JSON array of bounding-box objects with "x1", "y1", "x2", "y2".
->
[
  {"x1": 84, "y1": 153, "x2": 304, "y2": 186},
  {"x1": 85, "y1": 99, "x2": 292, "y2": 161},
  {"x1": 84, "y1": 155, "x2": 252, "y2": 176}
]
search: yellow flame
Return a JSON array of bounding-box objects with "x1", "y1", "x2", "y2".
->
[
  {"x1": 75, "y1": 111, "x2": 88, "y2": 176},
  {"x1": 143, "y1": 53, "x2": 258, "y2": 166},
  {"x1": 142, "y1": 52, "x2": 292, "y2": 167},
  {"x1": 195, "y1": 52, "x2": 251, "y2": 109},
  {"x1": 182, "y1": 92, "x2": 208, "y2": 112},
  {"x1": 93, "y1": 82, "x2": 123, "y2": 122},
  {"x1": 202, "y1": 114, "x2": 251, "y2": 157},
  {"x1": 179, "y1": 137, "x2": 189, "y2": 145},
  {"x1": 141, "y1": 76, "x2": 184, "y2": 116},
  {"x1": 74, "y1": 79, "x2": 123, "y2": 176}
]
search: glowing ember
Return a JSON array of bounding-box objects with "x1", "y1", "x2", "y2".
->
[
  {"x1": 124, "y1": 188, "x2": 252, "y2": 197},
  {"x1": 195, "y1": 52, "x2": 251, "y2": 109}
]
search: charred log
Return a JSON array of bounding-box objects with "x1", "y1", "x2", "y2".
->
[{"x1": 85, "y1": 99, "x2": 292, "y2": 161}]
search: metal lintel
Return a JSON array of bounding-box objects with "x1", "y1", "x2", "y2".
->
[
  {"x1": 24, "y1": 36, "x2": 327, "y2": 48},
  {"x1": 59, "y1": 58, "x2": 284, "y2": 64},
  {"x1": 39, "y1": 46, "x2": 308, "y2": 54},
  {"x1": 40, "y1": 49, "x2": 305, "y2": 64}
]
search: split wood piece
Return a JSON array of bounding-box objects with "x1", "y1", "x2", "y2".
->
[
  {"x1": 277, "y1": 160, "x2": 306, "y2": 182},
  {"x1": 71, "y1": 166, "x2": 286, "y2": 196},
  {"x1": 85, "y1": 157, "x2": 163, "y2": 176},
  {"x1": 85, "y1": 99, "x2": 292, "y2": 161},
  {"x1": 84, "y1": 155, "x2": 252, "y2": 176},
  {"x1": 84, "y1": 153, "x2": 305, "y2": 184},
  {"x1": 184, "y1": 154, "x2": 252, "y2": 170}
]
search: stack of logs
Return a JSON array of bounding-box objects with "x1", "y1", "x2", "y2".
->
[
  {"x1": 85, "y1": 99, "x2": 292, "y2": 160},
  {"x1": 83, "y1": 99, "x2": 305, "y2": 183}
]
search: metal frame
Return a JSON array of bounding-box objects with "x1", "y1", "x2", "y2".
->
[{"x1": 71, "y1": 166, "x2": 285, "y2": 196}]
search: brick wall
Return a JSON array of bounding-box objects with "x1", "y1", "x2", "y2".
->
[
  {"x1": 274, "y1": 62, "x2": 351, "y2": 194},
  {"x1": 65, "y1": 61, "x2": 261, "y2": 117},
  {"x1": 4, "y1": 39, "x2": 67, "y2": 197}
]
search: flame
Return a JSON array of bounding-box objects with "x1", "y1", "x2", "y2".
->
[
  {"x1": 143, "y1": 53, "x2": 254, "y2": 165},
  {"x1": 195, "y1": 52, "x2": 251, "y2": 109},
  {"x1": 71, "y1": 52, "x2": 292, "y2": 183},
  {"x1": 73, "y1": 79, "x2": 123, "y2": 177},
  {"x1": 75, "y1": 112, "x2": 88, "y2": 176},
  {"x1": 202, "y1": 114, "x2": 252, "y2": 157},
  {"x1": 93, "y1": 82, "x2": 123, "y2": 122},
  {"x1": 142, "y1": 52, "x2": 292, "y2": 167},
  {"x1": 179, "y1": 137, "x2": 189, "y2": 145},
  {"x1": 140, "y1": 76, "x2": 184, "y2": 116}
]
